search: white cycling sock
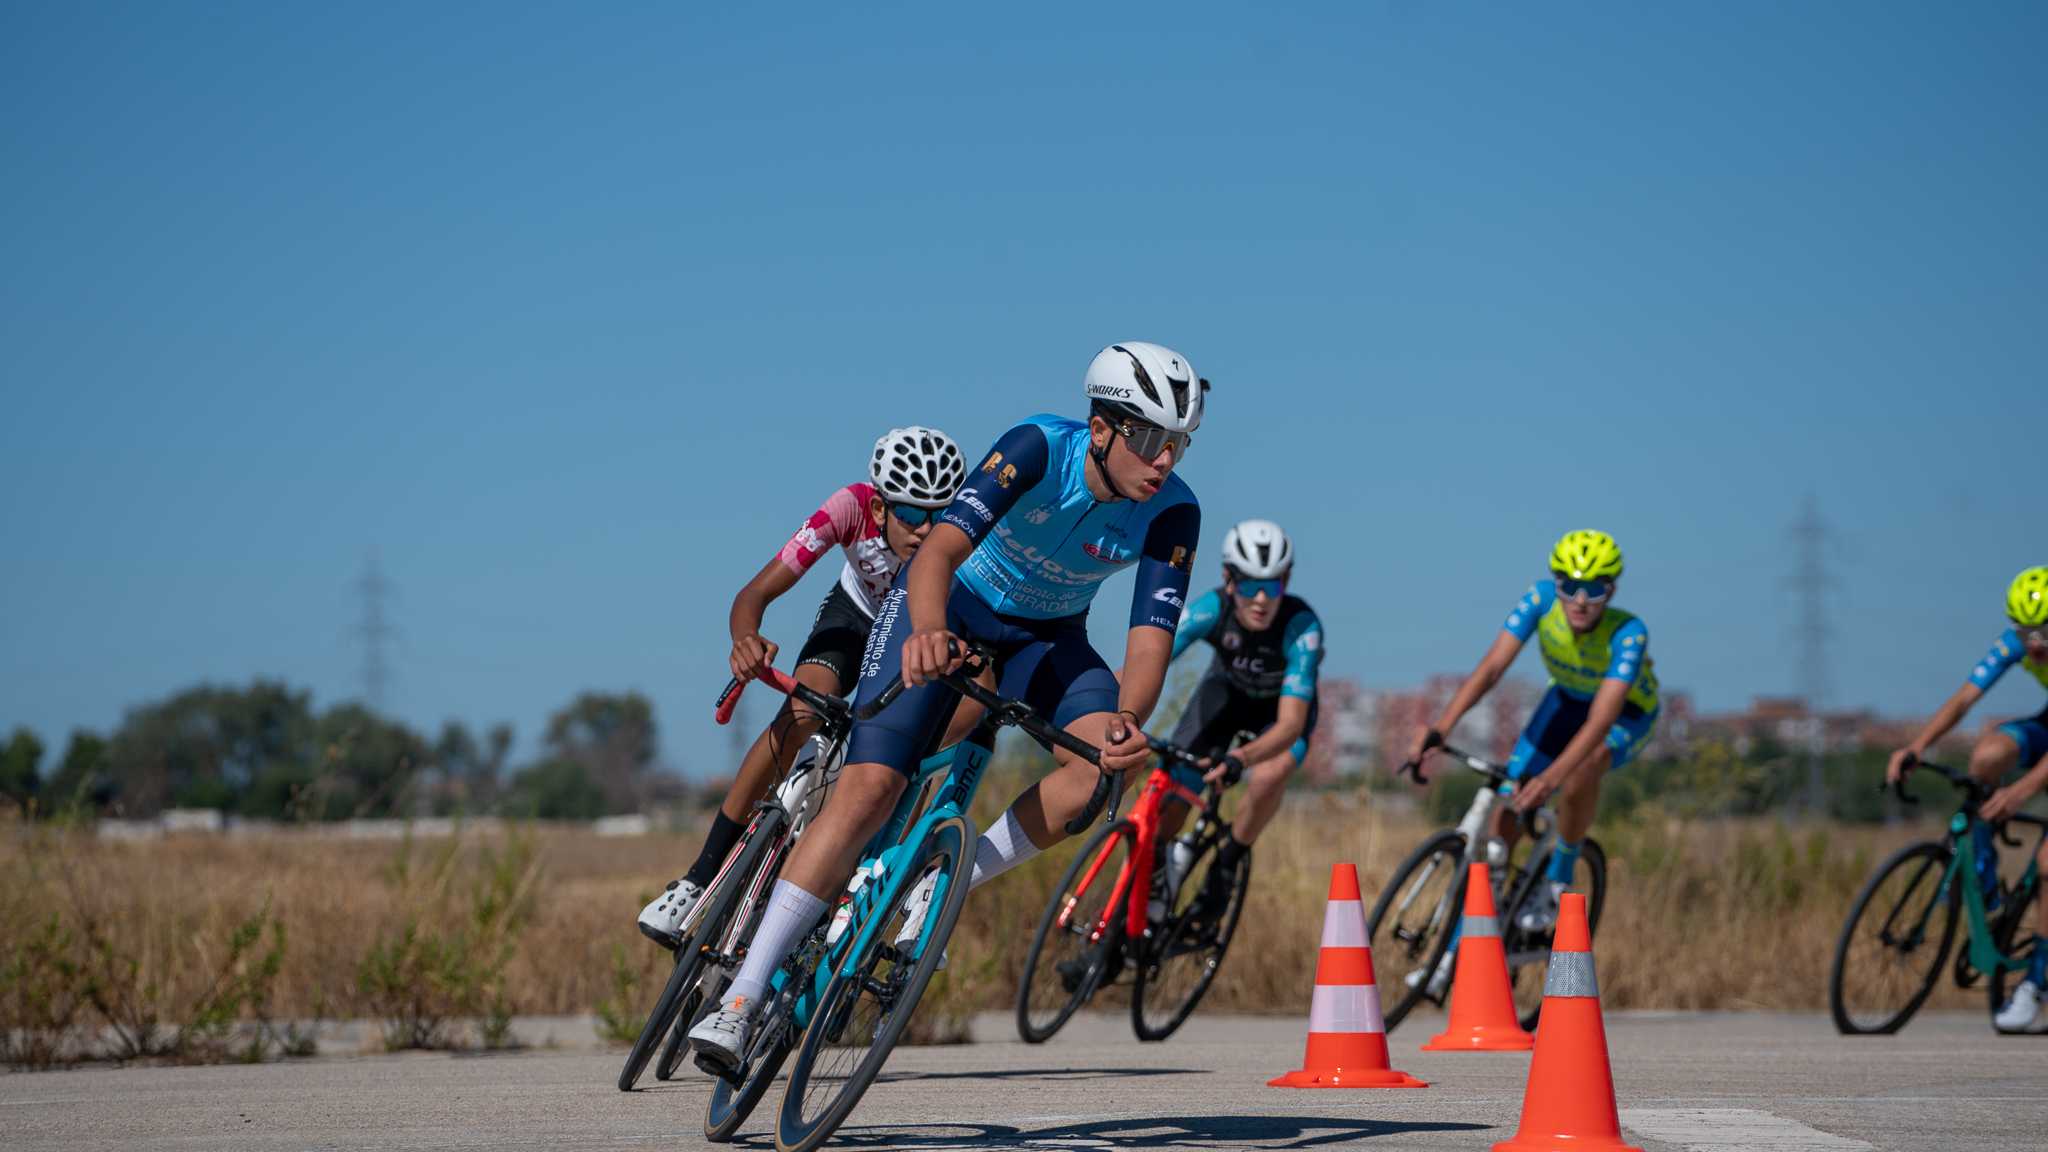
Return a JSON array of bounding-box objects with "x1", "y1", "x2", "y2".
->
[
  {"x1": 967, "y1": 810, "x2": 1039, "y2": 890},
  {"x1": 722, "y1": 880, "x2": 826, "y2": 1009}
]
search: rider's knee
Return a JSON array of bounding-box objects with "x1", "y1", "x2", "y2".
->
[{"x1": 1969, "y1": 732, "x2": 2018, "y2": 780}]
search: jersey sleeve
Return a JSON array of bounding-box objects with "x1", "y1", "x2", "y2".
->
[
  {"x1": 1172, "y1": 588, "x2": 1223, "y2": 661},
  {"x1": 1130, "y1": 499, "x2": 1201, "y2": 632},
  {"x1": 1607, "y1": 616, "x2": 1648, "y2": 684},
  {"x1": 1969, "y1": 628, "x2": 2022, "y2": 691},
  {"x1": 1503, "y1": 580, "x2": 1554, "y2": 642},
  {"x1": 777, "y1": 485, "x2": 865, "y2": 576},
  {"x1": 1281, "y1": 606, "x2": 1324, "y2": 700},
  {"x1": 938, "y1": 423, "x2": 1050, "y2": 547}
]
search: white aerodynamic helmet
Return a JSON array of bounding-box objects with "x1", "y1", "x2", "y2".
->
[
  {"x1": 870, "y1": 426, "x2": 967, "y2": 509},
  {"x1": 1223, "y1": 519, "x2": 1293, "y2": 579},
  {"x1": 1083, "y1": 342, "x2": 1207, "y2": 433}
]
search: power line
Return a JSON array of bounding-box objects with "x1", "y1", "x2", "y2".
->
[{"x1": 1788, "y1": 495, "x2": 1832, "y2": 812}]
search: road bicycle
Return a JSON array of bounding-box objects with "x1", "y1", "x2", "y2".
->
[
  {"x1": 699, "y1": 644, "x2": 1125, "y2": 1152},
  {"x1": 1829, "y1": 754, "x2": 2045, "y2": 1035},
  {"x1": 1366, "y1": 734, "x2": 1607, "y2": 1031},
  {"x1": 1015, "y1": 736, "x2": 1252, "y2": 1043},
  {"x1": 616, "y1": 666, "x2": 843, "y2": 1092}
]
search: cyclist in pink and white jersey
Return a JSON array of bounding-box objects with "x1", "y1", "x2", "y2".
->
[{"x1": 637, "y1": 427, "x2": 968, "y2": 947}]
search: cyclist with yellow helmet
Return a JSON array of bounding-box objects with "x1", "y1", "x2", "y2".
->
[
  {"x1": 1886, "y1": 566, "x2": 2048, "y2": 1031},
  {"x1": 1406, "y1": 530, "x2": 1658, "y2": 943}
]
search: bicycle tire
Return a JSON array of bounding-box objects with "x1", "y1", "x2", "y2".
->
[
  {"x1": 619, "y1": 804, "x2": 788, "y2": 1091},
  {"x1": 704, "y1": 993, "x2": 795, "y2": 1142},
  {"x1": 776, "y1": 816, "x2": 974, "y2": 1152},
  {"x1": 1016, "y1": 818, "x2": 1138, "y2": 1043},
  {"x1": 1502, "y1": 837, "x2": 1607, "y2": 1032},
  {"x1": 1987, "y1": 866, "x2": 2040, "y2": 1033},
  {"x1": 1829, "y1": 840, "x2": 1958, "y2": 1035},
  {"x1": 1130, "y1": 833, "x2": 1250, "y2": 1042},
  {"x1": 1365, "y1": 829, "x2": 1467, "y2": 1032}
]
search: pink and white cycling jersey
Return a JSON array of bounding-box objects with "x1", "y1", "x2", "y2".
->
[{"x1": 776, "y1": 482, "x2": 899, "y2": 618}]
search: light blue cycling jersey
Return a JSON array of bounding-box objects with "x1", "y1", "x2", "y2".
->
[
  {"x1": 939, "y1": 414, "x2": 1201, "y2": 631},
  {"x1": 1171, "y1": 588, "x2": 1323, "y2": 701},
  {"x1": 1968, "y1": 628, "x2": 2048, "y2": 694}
]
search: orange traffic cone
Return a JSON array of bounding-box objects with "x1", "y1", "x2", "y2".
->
[
  {"x1": 1423, "y1": 862, "x2": 1534, "y2": 1051},
  {"x1": 1268, "y1": 862, "x2": 1426, "y2": 1089},
  {"x1": 1492, "y1": 892, "x2": 1641, "y2": 1152}
]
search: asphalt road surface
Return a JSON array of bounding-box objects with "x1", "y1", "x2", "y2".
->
[{"x1": 3, "y1": 1013, "x2": 2042, "y2": 1151}]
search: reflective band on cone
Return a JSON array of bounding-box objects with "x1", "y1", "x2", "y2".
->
[{"x1": 1268, "y1": 862, "x2": 1425, "y2": 1090}]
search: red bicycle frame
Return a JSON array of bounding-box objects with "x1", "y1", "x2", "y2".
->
[{"x1": 1058, "y1": 765, "x2": 1207, "y2": 943}]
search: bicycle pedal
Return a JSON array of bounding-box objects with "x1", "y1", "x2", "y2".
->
[{"x1": 692, "y1": 1052, "x2": 743, "y2": 1087}]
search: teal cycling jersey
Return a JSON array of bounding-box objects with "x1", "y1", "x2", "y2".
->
[
  {"x1": 937, "y1": 414, "x2": 1200, "y2": 631},
  {"x1": 1171, "y1": 588, "x2": 1323, "y2": 701}
]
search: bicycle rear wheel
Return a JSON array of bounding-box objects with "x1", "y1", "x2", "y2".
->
[
  {"x1": 776, "y1": 816, "x2": 973, "y2": 1152},
  {"x1": 1503, "y1": 837, "x2": 1607, "y2": 1031},
  {"x1": 1131, "y1": 834, "x2": 1250, "y2": 1041},
  {"x1": 1365, "y1": 830, "x2": 1466, "y2": 1032},
  {"x1": 1016, "y1": 818, "x2": 1138, "y2": 1043},
  {"x1": 1987, "y1": 865, "x2": 2041, "y2": 1033},
  {"x1": 1830, "y1": 841, "x2": 1958, "y2": 1035}
]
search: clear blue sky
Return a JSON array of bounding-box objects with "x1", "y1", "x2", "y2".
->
[{"x1": 4, "y1": 2, "x2": 2042, "y2": 776}]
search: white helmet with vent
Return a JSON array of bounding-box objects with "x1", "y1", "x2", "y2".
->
[
  {"x1": 869, "y1": 426, "x2": 967, "y2": 508},
  {"x1": 1083, "y1": 342, "x2": 1206, "y2": 433},
  {"x1": 1223, "y1": 519, "x2": 1292, "y2": 579}
]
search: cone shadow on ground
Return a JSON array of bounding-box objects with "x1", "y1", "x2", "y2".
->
[
  {"x1": 876, "y1": 1065, "x2": 1200, "y2": 1084},
  {"x1": 733, "y1": 1115, "x2": 1489, "y2": 1149}
]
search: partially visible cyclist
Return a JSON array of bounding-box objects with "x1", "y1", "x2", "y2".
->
[
  {"x1": 1885, "y1": 566, "x2": 2048, "y2": 1032},
  {"x1": 1151, "y1": 519, "x2": 1322, "y2": 919},
  {"x1": 1405, "y1": 529, "x2": 1658, "y2": 988},
  {"x1": 687, "y1": 342, "x2": 1206, "y2": 1071},
  {"x1": 635, "y1": 427, "x2": 967, "y2": 948}
]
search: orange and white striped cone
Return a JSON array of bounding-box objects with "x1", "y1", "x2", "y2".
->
[
  {"x1": 1492, "y1": 892, "x2": 1641, "y2": 1152},
  {"x1": 1422, "y1": 862, "x2": 1534, "y2": 1051},
  {"x1": 1268, "y1": 862, "x2": 1426, "y2": 1089}
]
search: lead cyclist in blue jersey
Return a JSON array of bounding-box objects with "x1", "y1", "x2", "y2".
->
[
  {"x1": 1885, "y1": 566, "x2": 2048, "y2": 1032},
  {"x1": 689, "y1": 342, "x2": 1207, "y2": 1070},
  {"x1": 1150, "y1": 519, "x2": 1322, "y2": 915}
]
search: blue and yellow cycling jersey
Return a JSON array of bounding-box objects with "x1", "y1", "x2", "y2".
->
[
  {"x1": 1171, "y1": 588, "x2": 1323, "y2": 701},
  {"x1": 1968, "y1": 628, "x2": 2048, "y2": 694},
  {"x1": 1503, "y1": 579, "x2": 1658, "y2": 713},
  {"x1": 939, "y1": 415, "x2": 1200, "y2": 632}
]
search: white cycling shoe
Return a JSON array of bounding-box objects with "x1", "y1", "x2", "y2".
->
[
  {"x1": 891, "y1": 871, "x2": 948, "y2": 970},
  {"x1": 637, "y1": 877, "x2": 705, "y2": 950},
  {"x1": 1515, "y1": 880, "x2": 1568, "y2": 934},
  {"x1": 688, "y1": 996, "x2": 755, "y2": 1074},
  {"x1": 1994, "y1": 979, "x2": 2047, "y2": 1033},
  {"x1": 1404, "y1": 947, "x2": 1455, "y2": 1000}
]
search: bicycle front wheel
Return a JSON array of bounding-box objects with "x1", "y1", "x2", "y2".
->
[
  {"x1": 1366, "y1": 829, "x2": 1466, "y2": 1032},
  {"x1": 1131, "y1": 834, "x2": 1250, "y2": 1042},
  {"x1": 1830, "y1": 840, "x2": 1958, "y2": 1035},
  {"x1": 1017, "y1": 818, "x2": 1138, "y2": 1043},
  {"x1": 776, "y1": 816, "x2": 974, "y2": 1152}
]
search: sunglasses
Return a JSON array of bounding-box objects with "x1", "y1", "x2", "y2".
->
[
  {"x1": 2023, "y1": 624, "x2": 2048, "y2": 647},
  {"x1": 1555, "y1": 577, "x2": 1614, "y2": 603},
  {"x1": 1232, "y1": 576, "x2": 1286, "y2": 600},
  {"x1": 887, "y1": 502, "x2": 942, "y2": 528},
  {"x1": 1112, "y1": 418, "x2": 1191, "y2": 463}
]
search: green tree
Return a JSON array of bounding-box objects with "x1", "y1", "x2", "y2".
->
[
  {"x1": 504, "y1": 758, "x2": 607, "y2": 820},
  {"x1": 0, "y1": 727, "x2": 44, "y2": 812},
  {"x1": 542, "y1": 692, "x2": 658, "y2": 814}
]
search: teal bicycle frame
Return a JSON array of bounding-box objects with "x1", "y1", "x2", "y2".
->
[{"x1": 1938, "y1": 808, "x2": 2042, "y2": 980}]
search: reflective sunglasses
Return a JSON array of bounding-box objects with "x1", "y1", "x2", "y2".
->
[
  {"x1": 1232, "y1": 576, "x2": 1286, "y2": 600},
  {"x1": 887, "y1": 502, "x2": 942, "y2": 528},
  {"x1": 1555, "y1": 576, "x2": 1614, "y2": 603},
  {"x1": 2023, "y1": 623, "x2": 2048, "y2": 648},
  {"x1": 1113, "y1": 418, "x2": 1191, "y2": 463}
]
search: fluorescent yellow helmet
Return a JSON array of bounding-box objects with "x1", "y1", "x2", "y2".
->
[
  {"x1": 2009, "y1": 566, "x2": 2048, "y2": 628},
  {"x1": 1550, "y1": 529, "x2": 1624, "y2": 581}
]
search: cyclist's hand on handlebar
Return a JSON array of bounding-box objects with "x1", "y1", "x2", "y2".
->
[
  {"x1": 730, "y1": 633, "x2": 779, "y2": 682},
  {"x1": 1510, "y1": 771, "x2": 1560, "y2": 816},
  {"x1": 1202, "y1": 753, "x2": 1246, "y2": 786},
  {"x1": 1099, "y1": 711, "x2": 1151, "y2": 774},
  {"x1": 1885, "y1": 747, "x2": 1919, "y2": 786},
  {"x1": 901, "y1": 628, "x2": 964, "y2": 688},
  {"x1": 1980, "y1": 781, "x2": 2032, "y2": 824},
  {"x1": 1405, "y1": 725, "x2": 1440, "y2": 769}
]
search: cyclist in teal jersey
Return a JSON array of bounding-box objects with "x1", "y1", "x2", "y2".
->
[
  {"x1": 1407, "y1": 530, "x2": 1657, "y2": 948},
  {"x1": 1886, "y1": 566, "x2": 2048, "y2": 1031}
]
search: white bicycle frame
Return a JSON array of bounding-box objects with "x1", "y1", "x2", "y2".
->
[{"x1": 676, "y1": 727, "x2": 847, "y2": 953}]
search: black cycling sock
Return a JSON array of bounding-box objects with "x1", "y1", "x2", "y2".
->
[
  {"x1": 684, "y1": 811, "x2": 746, "y2": 886},
  {"x1": 1214, "y1": 835, "x2": 1248, "y2": 871}
]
